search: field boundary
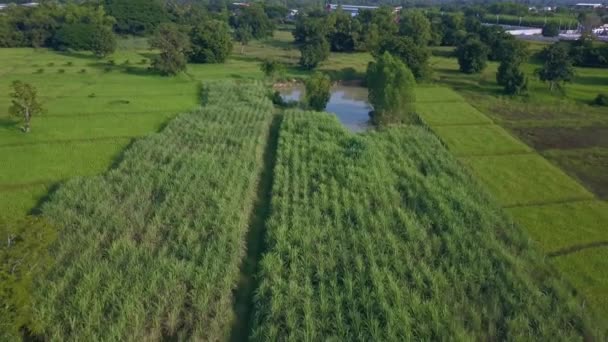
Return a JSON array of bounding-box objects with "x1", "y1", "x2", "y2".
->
[
  {"x1": 229, "y1": 113, "x2": 281, "y2": 342},
  {"x1": 0, "y1": 136, "x2": 134, "y2": 148},
  {"x1": 548, "y1": 241, "x2": 608, "y2": 258}
]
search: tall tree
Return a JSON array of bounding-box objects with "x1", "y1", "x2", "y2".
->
[
  {"x1": 231, "y1": 4, "x2": 274, "y2": 40},
  {"x1": 536, "y1": 43, "x2": 575, "y2": 92},
  {"x1": 189, "y1": 20, "x2": 232, "y2": 63},
  {"x1": 234, "y1": 25, "x2": 252, "y2": 54},
  {"x1": 304, "y1": 72, "x2": 331, "y2": 111},
  {"x1": 9, "y1": 81, "x2": 43, "y2": 133},
  {"x1": 399, "y1": 10, "x2": 431, "y2": 46},
  {"x1": 366, "y1": 52, "x2": 417, "y2": 125},
  {"x1": 496, "y1": 40, "x2": 529, "y2": 95},
  {"x1": 375, "y1": 36, "x2": 431, "y2": 81},
  {"x1": 456, "y1": 38, "x2": 489, "y2": 74},
  {"x1": 149, "y1": 23, "x2": 190, "y2": 76}
]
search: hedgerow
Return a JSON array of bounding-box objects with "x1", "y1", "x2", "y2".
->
[{"x1": 30, "y1": 81, "x2": 273, "y2": 340}]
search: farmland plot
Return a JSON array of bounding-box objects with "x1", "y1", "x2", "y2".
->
[
  {"x1": 30, "y1": 82, "x2": 273, "y2": 340},
  {"x1": 252, "y1": 111, "x2": 601, "y2": 340}
]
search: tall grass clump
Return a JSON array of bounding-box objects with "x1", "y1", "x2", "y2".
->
[
  {"x1": 252, "y1": 111, "x2": 603, "y2": 340},
  {"x1": 30, "y1": 81, "x2": 274, "y2": 341}
]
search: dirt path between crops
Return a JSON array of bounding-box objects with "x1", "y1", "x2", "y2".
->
[
  {"x1": 229, "y1": 113, "x2": 281, "y2": 342},
  {"x1": 548, "y1": 241, "x2": 608, "y2": 258}
]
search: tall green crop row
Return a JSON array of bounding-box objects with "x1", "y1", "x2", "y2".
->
[
  {"x1": 252, "y1": 111, "x2": 599, "y2": 340},
  {"x1": 30, "y1": 82, "x2": 273, "y2": 340}
]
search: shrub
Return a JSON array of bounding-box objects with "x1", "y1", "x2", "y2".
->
[
  {"x1": 35, "y1": 68, "x2": 44, "y2": 74},
  {"x1": 594, "y1": 93, "x2": 608, "y2": 106},
  {"x1": 304, "y1": 72, "x2": 331, "y2": 111},
  {"x1": 457, "y1": 38, "x2": 489, "y2": 74},
  {"x1": 57, "y1": 69, "x2": 65, "y2": 73},
  {"x1": 65, "y1": 61, "x2": 73, "y2": 66},
  {"x1": 47, "y1": 62, "x2": 54, "y2": 67},
  {"x1": 139, "y1": 59, "x2": 147, "y2": 65}
]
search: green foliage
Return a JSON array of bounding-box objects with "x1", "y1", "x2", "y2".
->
[
  {"x1": 496, "y1": 40, "x2": 530, "y2": 95},
  {"x1": 367, "y1": 52, "x2": 416, "y2": 125},
  {"x1": 234, "y1": 25, "x2": 253, "y2": 53},
  {"x1": 304, "y1": 72, "x2": 331, "y2": 111},
  {"x1": 252, "y1": 111, "x2": 599, "y2": 340},
  {"x1": 0, "y1": 217, "x2": 56, "y2": 341},
  {"x1": 9, "y1": 80, "x2": 43, "y2": 133},
  {"x1": 456, "y1": 38, "x2": 489, "y2": 74},
  {"x1": 326, "y1": 9, "x2": 359, "y2": 52},
  {"x1": 478, "y1": 25, "x2": 513, "y2": 61},
  {"x1": 231, "y1": 3, "x2": 274, "y2": 40},
  {"x1": 399, "y1": 9, "x2": 432, "y2": 45},
  {"x1": 441, "y1": 12, "x2": 465, "y2": 46},
  {"x1": 54, "y1": 23, "x2": 116, "y2": 57},
  {"x1": 260, "y1": 59, "x2": 285, "y2": 80},
  {"x1": 189, "y1": 20, "x2": 232, "y2": 64},
  {"x1": 375, "y1": 36, "x2": 431, "y2": 81},
  {"x1": 542, "y1": 22, "x2": 560, "y2": 37},
  {"x1": 30, "y1": 82, "x2": 274, "y2": 340},
  {"x1": 536, "y1": 43, "x2": 575, "y2": 92},
  {"x1": 299, "y1": 38, "x2": 330, "y2": 70},
  {"x1": 594, "y1": 93, "x2": 608, "y2": 106},
  {"x1": 149, "y1": 23, "x2": 190, "y2": 75},
  {"x1": 569, "y1": 35, "x2": 608, "y2": 68},
  {"x1": 104, "y1": 0, "x2": 168, "y2": 35}
]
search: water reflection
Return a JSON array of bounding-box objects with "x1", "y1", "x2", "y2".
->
[{"x1": 278, "y1": 85, "x2": 372, "y2": 132}]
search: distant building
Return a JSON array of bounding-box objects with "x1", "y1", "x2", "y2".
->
[
  {"x1": 574, "y1": 3, "x2": 603, "y2": 8},
  {"x1": 325, "y1": 4, "x2": 401, "y2": 17},
  {"x1": 0, "y1": 2, "x2": 38, "y2": 10},
  {"x1": 0, "y1": 3, "x2": 8, "y2": 10}
]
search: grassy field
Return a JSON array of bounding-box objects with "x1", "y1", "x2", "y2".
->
[
  {"x1": 29, "y1": 82, "x2": 274, "y2": 340},
  {"x1": 252, "y1": 110, "x2": 600, "y2": 340},
  {"x1": 417, "y1": 86, "x2": 608, "y2": 328},
  {"x1": 2, "y1": 29, "x2": 608, "y2": 337}
]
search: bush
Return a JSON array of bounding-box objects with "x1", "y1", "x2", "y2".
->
[
  {"x1": 79, "y1": 69, "x2": 87, "y2": 74},
  {"x1": 594, "y1": 93, "x2": 608, "y2": 106},
  {"x1": 65, "y1": 61, "x2": 73, "y2": 66},
  {"x1": 367, "y1": 52, "x2": 417, "y2": 125},
  {"x1": 260, "y1": 59, "x2": 286, "y2": 80},
  {"x1": 57, "y1": 69, "x2": 65, "y2": 73},
  {"x1": 304, "y1": 72, "x2": 331, "y2": 111},
  {"x1": 542, "y1": 23, "x2": 560, "y2": 37},
  {"x1": 139, "y1": 59, "x2": 147, "y2": 65},
  {"x1": 457, "y1": 38, "x2": 489, "y2": 74},
  {"x1": 35, "y1": 68, "x2": 44, "y2": 74},
  {"x1": 189, "y1": 20, "x2": 233, "y2": 64},
  {"x1": 299, "y1": 38, "x2": 330, "y2": 70}
]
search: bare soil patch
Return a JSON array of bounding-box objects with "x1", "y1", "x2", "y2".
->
[{"x1": 512, "y1": 126, "x2": 608, "y2": 150}]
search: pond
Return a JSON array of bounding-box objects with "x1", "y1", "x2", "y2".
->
[{"x1": 278, "y1": 85, "x2": 372, "y2": 132}]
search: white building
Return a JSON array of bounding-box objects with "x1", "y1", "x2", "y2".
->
[{"x1": 575, "y1": 3, "x2": 603, "y2": 9}]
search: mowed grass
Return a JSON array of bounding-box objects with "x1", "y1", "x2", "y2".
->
[
  {"x1": 433, "y1": 124, "x2": 531, "y2": 156},
  {"x1": 252, "y1": 111, "x2": 602, "y2": 340},
  {"x1": 507, "y1": 201, "x2": 608, "y2": 254},
  {"x1": 462, "y1": 154, "x2": 594, "y2": 207},
  {"x1": 553, "y1": 247, "x2": 608, "y2": 328},
  {"x1": 416, "y1": 87, "x2": 492, "y2": 126},
  {"x1": 31, "y1": 82, "x2": 274, "y2": 340}
]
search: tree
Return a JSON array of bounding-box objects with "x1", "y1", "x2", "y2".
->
[
  {"x1": 366, "y1": 52, "x2": 417, "y2": 125},
  {"x1": 260, "y1": 59, "x2": 285, "y2": 80},
  {"x1": 90, "y1": 25, "x2": 116, "y2": 57},
  {"x1": 189, "y1": 20, "x2": 232, "y2": 64},
  {"x1": 456, "y1": 38, "x2": 489, "y2": 74},
  {"x1": 304, "y1": 72, "x2": 331, "y2": 111},
  {"x1": 327, "y1": 9, "x2": 357, "y2": 52},
  {"x1": 231, "y1": 4, "x2": 273, "y2": 40},
  {"x1": 536, "y1": 43, "x2": 575, "y2": 91},
  {"x1": 149, "y1": 24, "x2": 190, "y2": 75},
  {"x1": 399, "y1": 10, "x2": 431, "y2": 46},
  {"x1": 375, "y1": 36, "x2": 431, "y2": 81},
  {"x1": 496, "y1": 40, "x2": 530, "y2": 95},
  {"x1": 542, "y1": 22, "x2": 560, "y2": 37},
  {"x1": 104, "y1": 0, "x2": 168, "y2": 35},
  {"x1": 0, "y1": 217, "x2": 55, "y2": 340},
  {"x1": 9, "y1": 81, "x2": 43, "y2": 133},
  {"x1": 441, "y1": 12, "x2": 465, "y2": 46},
  {"x1": 479, "y1": 25, "x2": 513, "y2": 61},
  {"x1": 299, "y1": 38, "x2": 330, "y2": 70},
  {"x1": 234, "y1": 25, "x2": 252, "y2": 54},
  {"x1": 578, "y1": 12, "x2": 602, "y2": 34}
]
